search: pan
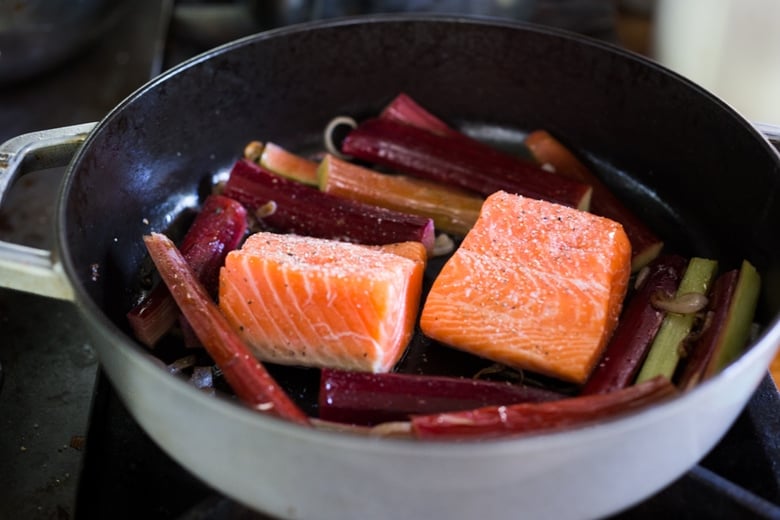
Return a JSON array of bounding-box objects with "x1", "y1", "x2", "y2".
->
[{"x1": 1, "y1": 15, "x2": 779, "y2": 520}]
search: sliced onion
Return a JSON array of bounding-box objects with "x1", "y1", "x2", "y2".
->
[
  {"x1": 167, "y1": 354, "x2": 197, "y2": 374},
  {"x1": 324, "y1": 116, "x2": 357, "y2": 160},
  {"x1": 650, "y1": 291, "x2": 709, "y2": 314},
  {"x1": 254, "y1": 200, "x2": 277, "y2": 218},
  {"x1": 243, "y1": 140, "x2": 265, "y2": 163},
  {"x1": 432, "y1": 233, "x2": 455, "y2": 257}
]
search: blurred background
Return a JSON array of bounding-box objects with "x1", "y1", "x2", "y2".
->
[
  {"x1": 653, "y1": 0, "x2": 780, "y2": 126},
  {"x1": 1, "y1": 0, "x2": 778, "y2": 123},
  {"x1": 621, "y1": 0, "x2": 780, "y2": 126}
]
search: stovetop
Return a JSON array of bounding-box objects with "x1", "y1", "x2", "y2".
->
[{"x1": 1, "y1": 2, "x2": 779, "y2": 519}]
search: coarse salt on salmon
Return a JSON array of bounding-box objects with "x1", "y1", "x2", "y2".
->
[
  {"x1": 218, "y1": 232, "x2": 426, "y2": 373},
  {"x1": 420, "y1": 191, "x2": 631, "y2": 384}
]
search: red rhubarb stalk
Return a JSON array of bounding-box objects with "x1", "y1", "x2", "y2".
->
[
  {"x1": 127, "y1": 194, "x2": 248, "y2": 347},
  {"x1": 580, "y1": 255, "x2": 687, "y2": 395},
  {"x1": 319, "y1": 368, "x2": 564, "y2": 426},
  {"x1": 379, "y1": 93, "x2": 531, "y2": 164},
  {"x1": 222, "y1": 159, "x2": 436, "y2": 253},
  {"x1": 341, "y1": 118, "x2": 592, "y2": 210},
  {"x1": 525, "y1": 130, "x2": 663, "y2": 272},
  {"x1": 143, "y1": 232, "x2": 310, "y2": 425},
  {"x1": 410, "y1": 376, "x2": 676, "y2": 440},
  {"x1": 379, "y1": 93, "x2": 460, "y2": 137}
]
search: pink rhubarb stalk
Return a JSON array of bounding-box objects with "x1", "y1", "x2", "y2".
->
[
  {"x1": 410, "y1": 376, "x2": 675, "y2": 440},
  {"x1": 341, "y1": 117, "x2": 592, "y2": 210},
  {"x1": 143, "y1": 232, "x2": 310, "y2": 425},
  {"x1": 127, "y1": 194, "x2": 248, "y2": 347},
  {"x1": 379, "y1": 92, "x2": 460, "y2": 137}
]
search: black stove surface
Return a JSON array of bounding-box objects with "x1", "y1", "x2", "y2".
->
[{"x1": 2, "y1": 1, "x2": 780, "y2": 519}]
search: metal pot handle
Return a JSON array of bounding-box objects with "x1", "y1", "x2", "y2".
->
[{"x1": 0, "y1": 123, "x2": 96, "y2": 301}]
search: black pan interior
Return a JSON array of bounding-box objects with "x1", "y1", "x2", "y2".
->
[{"x1": 59, "y1": 17, "x2": 780, "y2": 408}]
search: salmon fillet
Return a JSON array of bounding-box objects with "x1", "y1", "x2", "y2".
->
[
  {"x1": 420, "y1": 191, "x2": 631, "y2": 383},
  {"x1": 218, "y1": 232, "x2": 426, "y2": 373}
]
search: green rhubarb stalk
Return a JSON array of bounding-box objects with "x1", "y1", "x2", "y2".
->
[
  {"x1": 706, "y1": 260, "x2": 761, "y2": 375},
  {"x1": 677, "y1": 260, "x2": 761, "y2": 389},
  {"x1": 635, "y1": 257, "x2": 718, "y2": 383}
]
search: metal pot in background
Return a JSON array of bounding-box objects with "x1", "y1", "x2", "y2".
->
[{"x1": 0, "y1": 0, "x2": 130, "y2": 85}]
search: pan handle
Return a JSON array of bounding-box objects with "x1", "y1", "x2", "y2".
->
[{"x1": 0, "y1": 123, "x2": 96, "y2": 301}]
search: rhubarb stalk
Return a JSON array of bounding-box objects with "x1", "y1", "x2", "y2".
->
[
  {"x1": 678, "y1": 260, "x2": 761, "y2": 389},
  {"x1": 581, "y1": 255, "x2": 687, "y2": 395},
  {"x1": 319, "y1": 368, "x2": 563, "y2": 426},
  {"x1": 379, "y1": 92, "x2": 460, "y2": 137},
  {"x1": 341, "y1": 118, "x2": 592, "y2": 210},
  {"x1": 127, "y1": 194, "x2": 248, "y2": 347},
  {"x1": 143, "y1": 232, "x2": 310, "y2": 425},
  {"x1": 410, "y1": 375, "x2": 676, "y2": 440},
  {"x1": 222, "y1": 159, "x2": 436, "y2": 253}
]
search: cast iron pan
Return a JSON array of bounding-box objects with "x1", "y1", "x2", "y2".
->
[
  {"x1": 64, "y1": 15, "x2": 779, "y2": 382},
  {"x1": 50, "y1": 15, "x2": 780, "y2": 519}
]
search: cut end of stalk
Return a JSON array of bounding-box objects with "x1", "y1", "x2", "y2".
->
[
  {"x1": 126, "y1": 290, "x2": 178, "y2": 348},
  {"x1": 259, "y1": 142, "x2": 319, "y2": 186},
  {"x1": 631, "y1": 241, "x2": 665, "y2": 273},
  {"x1": 379, "y1": 92, "x2": 458, "y2": 137},
  {"x1": 576, "y1": 185, "x2": 593, "y2": 212}
]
